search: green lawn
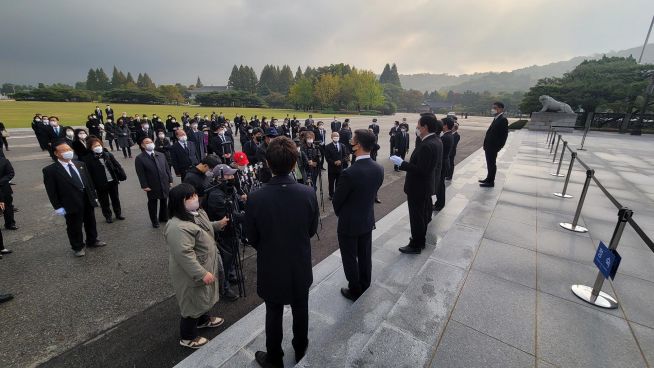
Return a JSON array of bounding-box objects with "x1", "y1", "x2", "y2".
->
[{"x1": 0, "y1": 101, "x2": 349, "y2": 128}]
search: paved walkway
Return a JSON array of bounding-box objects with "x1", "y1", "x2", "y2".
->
[{"x1": 177, "y1": 129, "x2": 654, "y2": 368}]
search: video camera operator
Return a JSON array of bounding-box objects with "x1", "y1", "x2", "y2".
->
[
  {"x1": 203, "y1": 164, "x2": 248, "y2": 301},
  {"x1": 299, "y1": 131, "x2": 321, "y2": 191}
]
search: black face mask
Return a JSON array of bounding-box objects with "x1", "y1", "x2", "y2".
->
[{"x1": 255, "y1": 136, "x2": 262, "y2": 142}]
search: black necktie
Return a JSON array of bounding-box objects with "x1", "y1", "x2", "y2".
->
[{"x1": 68, "y1": 163, "x2": 84, "y2": 190}]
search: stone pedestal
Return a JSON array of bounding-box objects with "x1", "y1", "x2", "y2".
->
[{"x1": 528, "y1": 112, "x2": 578, "y2": 132}]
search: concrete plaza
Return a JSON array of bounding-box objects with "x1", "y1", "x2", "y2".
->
[{"x1": 178, "y1": 128, "x2": 654, "y2": 368}]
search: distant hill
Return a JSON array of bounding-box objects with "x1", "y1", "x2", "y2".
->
[{"x1": 399, "y1": 44, "x2": 654, "y2": 93}]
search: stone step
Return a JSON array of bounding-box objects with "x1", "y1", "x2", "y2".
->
[{"x1": 176, "y1": 132, "x2": 523, "y2": 368}]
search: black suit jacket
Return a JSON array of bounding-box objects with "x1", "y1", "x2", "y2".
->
[
  {"x1": 245, "y1": 175, "x2": 319, "y2": 304},
  {"x1": 81, "y1": 151, "x2": 124, "y2": 190},
  {"x1": 483, "y1": 114, "x2": 509, "y2": 152},
  {"x1": 332, "y1": 157, "x2": 384, "y2": 236},
  {"x1": 331, "y1": 121, "x2": 342, "y2": 132},
  {"x1": 368, "y1": 124, "x2": 380, "y2": 137},
  {"x1": 134, "y1": 152, "x2": 173, "y2": 199},
  {"x1": 451, "y1": 132, "x2": 460, "y2": 158},
  {"x1": 43, "y1": 160, "x2": 99, "y2": 214},
  {"x1": 169, "y1": 141, "x2": 199, "y2": 175},
  {"x1": 46, "y1": 125, "x2": 67, "y2": 146},
  {"x1": 0, "y1": 158, "x2": 14, "y2": 200},
  {"x1": 400, "y1": 134, "x2": 442, "y2": 197},
  {"x1": 441, "y1": 131, "x2": 453, "y2": 170},
  {"x1": 135, "y1": 129, "x2": 155, "y2": 146},
  {"x1": 207, "y1": 134, "x2": 233, "y2": 158},
  {"x1": 393, "y1": 131, "x2": 410, "y2": 155},
  {"x1": 324, "y1": 142, "x2": 348, "y2": 173}
]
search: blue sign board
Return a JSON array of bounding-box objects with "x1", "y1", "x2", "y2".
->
[{"x1": 594, "y1": 241, "x2": 622, "y2": 280}]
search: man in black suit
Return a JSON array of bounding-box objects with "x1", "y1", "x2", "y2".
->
[
  {"x1": 333, "y1": 129, "x2": 384, "y2": 301},
  {"x1": 392, "y1": 124, "x2": 410, "y2": 172},
  {"x1": 434, "y1": 117, "x2": 454, "y2": 211},
  {"x1": 135, "y1": 120, "x2": 155, "y2": 146},
  {"x1": 245, "y1": 136, "x2": 319, "y2": 368},
  {"x1": 480, "y1": 102, "x2": 509, "y2": 187},
  {"x1": 0, "y1": 157, "x2": 17, "y2": 230},
  {"x1": 390, "y1": 114, "x2": 443, "y2": 254},
  {"x1": 105, "y1": 105, "x2": 114, "y2": 121},
  {"x1": 46, "y1": 116, "x2": 68, "y2": 160},
  {"x1": 135, "y1": 138, "x2": 173, "y2": 228},
  {"x1": 330, "y1": 118, "x2": 342, "y2": 133},
  {"x1": 207, "y1": 124, "x2": 234, "y2": 163},
  {"x1": 43, "y1": 142, "x2": 106, "y2": 257},
  {"x1": 186, "y1": 121, "x2": 207, "y2": 159},
  {"x1": 170, "y1": 130, "x2": 199, "y2": 180},
  {"x1": 324, "y1": 131, "x2": 349, "y2": 200},
  {"x1": 446, "y1": 122, "x2": 460, "y2": 180},
  {"x1": 368, "y1": 118, "x2": 380, "y2": 141},
  {"x1": 389, "y1": 120, "x2": 400, "y2": 156},
  {"x1": 94, "y1": 106, "x2": 103, "y2": 123}
]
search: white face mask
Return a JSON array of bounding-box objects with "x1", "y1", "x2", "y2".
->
[
  {"x1": 332, "y1": 137, "x2": 339, "y2": 142},
  {"x1": 178, "y1": 136, "x2": 187, "y2": 142},
  {"x1": 62, "y1": 151, "x2": 74, "y2": 160},
  {"x1": 142, "y1": 124, "x2": 149, "y2": 130},
  {"x1": 491, "y1": 108, "x2": 498, "y2": 115},
  {"x1": 145, "y1": 143, "x2": 155, "y2": 152},
  {"x1": 415, "y1": 128, "x2": 420, "y2": 137},
  {"x1": 66, "y1": 132, "x2": 74, "y2": 139},
  {"x1": 92, "y1": 146, "x2": 103, "y2": 154},
  {"x1": 205, "y1": 170, "x2": 214, "y2": 178},
  {"x1": 35, "y1": 118, "x2": 41, "y2": 122},
  {"x1": 158, "y1": 134, "x2": 165, "y2": 139},
  {"x1": 307, "y1": 140, "x2": 314, "y2": 145},
  {"x1": 184, "y1": 197, "x2": 200, "y2": 212},
  {"x1": 79, "y1": 133, "x2": 87, "y2": 140},
  {"x1": 50, "y1": 121, "x2": 59, "y2": 127}
]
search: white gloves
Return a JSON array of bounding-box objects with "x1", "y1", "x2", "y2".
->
[
  {"x1": 389, "y1": 155, "x2": 404, "y2": 166},
  {"x1": 54, "y1": 208, "x2": 66, "y2": 216}
]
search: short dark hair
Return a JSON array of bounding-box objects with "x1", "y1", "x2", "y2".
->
[
  {"x1": 442, "y1": 117, "x2": 455, "y2": 130},
  {"x1": 419, "y1": 113, "x2": 439, "y2": 133},
  {"x1": 265, "y1": 136, "x2": 297, "y2": 176},
  {"x1": 493, "y1": 101, "x2": 505, "y2": 109},
  {"x1": 201, "y1": 154, "x2": 221, "y2": 168},
  {"x1": 168, "y1": 183, "x2": 196, "y2": 222},
  {"x1": 353, "y1": 129, "x2": 376, "y2": 152}
]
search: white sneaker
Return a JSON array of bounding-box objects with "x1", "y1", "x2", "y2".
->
[{"x1": 74, "y1": 249, "x2": 86, "y2": 257}]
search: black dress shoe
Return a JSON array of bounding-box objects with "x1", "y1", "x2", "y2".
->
[
  {"x1": 221, "y1": 288, "x2": 239, "y2": 302},
  {"x1": 0, "y1": 293, "x2": 14, "y2": 304},
  {"x1": 375, "y1": 198, "x2": 382, "y2": 204},
  {"x1": 340, "y1": 287, "x2": 359, "y2": 302},
  {"x1": 116, "y1": 215, "x2": 126, "y2": 220},
  {"x1": 152, "y1": 223, "x2": 160, "y2": 228},
  {"x1": 255, "y1": 351, "x2": 282, "y2": 368},
  {"x1": 106, "y1": 217, "x2": 113, "y2": 223},
  {"x1": 433, "y1": 206, "x2": 443, "y2": 212},
  {"x1": 5, "y1": 225, "x2": 18, "y2": 230},
  {"x1": 479, "y1": 182, "x2": 495, "y2": 188},
  {"x1": 295, "y1": 346, "x2": 307, "y2": 363},
  {"x1": 478, "y1": 178, "x2": 489, "y2": 183},
  {"x1": 399, "y1": 245, "x2": 421, "y2": 254}
]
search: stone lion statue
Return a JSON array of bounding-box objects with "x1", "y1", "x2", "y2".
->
[{"x1": 539, "y1": 95, "x2": 574, "y2": 113}]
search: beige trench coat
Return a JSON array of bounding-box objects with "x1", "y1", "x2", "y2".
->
[{"x1": 164, "y1": 210, "x2": 223, "y2": 318}]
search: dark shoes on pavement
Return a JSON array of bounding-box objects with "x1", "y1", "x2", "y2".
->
[
  {"x1": 221, "y1": 288, "x2": 239, "y2": 302},
  {"x1": 0, "y1": 293, "x2": 14, "y2": 304},
  {"x1": 340, "y1": 287, "x2": 360, "y2": 302},
  {"x1": 479, "y1": 182, "x2": 495, "y2": 187},
  {"x1": 478, "y1": 178, "x2": 489, "y2": 183},
  {"x1": 88, "y1": 240, "x2": 107, "y2": 248},
  {"x1": 255, "y1": 351, "x2": 283, "y2": 368},
  {"x1": 115, "y1": 215, "x2": 126, "y2": 220},
  {"x1": 399, "y1": 245, "x2": 422, "y2": 254},
  {"x1": 5, "y1": 225, "x2": 18, "y2": 230},
  {"x1": 374, "y1": 198, "x2": 382, "y2": 204}
]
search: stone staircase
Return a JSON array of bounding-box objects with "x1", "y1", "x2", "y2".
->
[{"x1": 176, "y1": 131, "x2": 522, "y2": 368}]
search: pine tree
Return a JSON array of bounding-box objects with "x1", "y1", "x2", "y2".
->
[
  {"x1": 379, "y1": 63, "x2": 391, "y2": 84},
  {"x1": 136, "y1": 73, "x2": 145, "y2": 88},
  {"x1": 111, "y1": 66, "x2": 127, "y2": 89},
  {"x1": 96, "y1": 68, "x2": 111, "y2": 90},
  {"x1": 86, "y1": 68, "x2": 98, "y2": 90},
  {"x1": 126, "y1": 72, "x2": 135, "y2": 84},
  {"x1": 142, "y1": 73, "x2": 156, "y2": 89},
  {"x1": 228, "y1": 65, "x2": 240, "y2": 90},
  {"x1": 278, "y1": 65, "x2": 294, "y2": 94},
  {"x1": 390, "y1": 64, "x2": 402, "y2": 87},
  {"x1": 196, "y1": 76, "x2": 203, "y2": 88},
  {"x1": 295, "y1": 66, "x2": 303, "y2": 82}
]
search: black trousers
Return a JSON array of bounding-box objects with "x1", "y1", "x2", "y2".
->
[
  {"x1": 3, "y1": 193, "x2": 15, "y2": 227},
  {"x1": 179, "y1": 314, "x2": 209, "y2": 340},
  {"x1": 448, "y1": 152, "x2": 456, "y2": 178},
  {"x1": 97, "y1": 181, "x2": 122, "y2": 219},
  {"x1": 119, "y1": 145, "x2": 131, "y2": 158},
  {"x1": 407, "y1": 193, "x2": 432, "y2": 248},
  {"x1": 146, "y1": 192, "x2": 168, "y2": 225},
  {"x1": 327, "y1": 169, "x2": 341, "y2": 197},
  {"x1": 1, "y1": 137, "x2": 8, "y2": 150},
  {"x1": 265, "y1": 290, "x2": 309, "y2": 364},
  {"x1": 338, "y1": 231, "x2": 372, "y2": 295},
  {"x1": 64, "y1": 196, "x2": 98, "y2": 251},
  {"x1": 485, "y1": 149, "x2": 498, "y2": 183},
  {"x1": 434, "y1": 161, "x2": 449, "y2": 210}
]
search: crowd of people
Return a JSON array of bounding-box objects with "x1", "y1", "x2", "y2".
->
[{"x1": 3, "y1": 103, "x2": 511, "y2": 368}]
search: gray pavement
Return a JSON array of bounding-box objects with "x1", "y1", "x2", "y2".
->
[
  {"x1": 177, "y1": 128, "x2": 654, "y2": 367},
  {"x1": 0, "y1": 114, "x2": 499, "y2": 368}
]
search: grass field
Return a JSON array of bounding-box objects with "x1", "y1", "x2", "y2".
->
[{"x1": 0, "y1": 101, "x2": 350, "y2": 128}]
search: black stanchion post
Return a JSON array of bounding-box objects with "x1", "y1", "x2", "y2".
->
[
  {"x1": 578, "y1": 112, "x2": 593, "y2": 151},
  {"x1": 551, "y1": 134, "x2": 560, "y2": 155},
  {"x1": 554, "y1": 152, "x2": 576, "y2": 198},
  {"x1": 552, "y1": 135, "x2": 562, "y2": 162},
  {"x1": 551, "y1": 141, "x2": 567, "y2": 177},
  {"x1": 549, "y1": 129, "x2": 556, "y2": 149},
  {"x1": 546, "y1": 127, "x2": 552, "y2": 143},
  {"x1": 560, "y1": 168, "x2": 593, "y2": 233},
  {"x1": 571, "y1": 207, "x2": 632, "y2": 309}
]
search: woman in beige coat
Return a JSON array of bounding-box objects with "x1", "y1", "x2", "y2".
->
[{"x1": 164, "y1": 183, "x2": 229, "y2": 349}]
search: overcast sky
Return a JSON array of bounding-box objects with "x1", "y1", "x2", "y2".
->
[{"x1": 1, "y1": 0, "x2": 652, "y2": 86}]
